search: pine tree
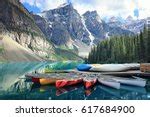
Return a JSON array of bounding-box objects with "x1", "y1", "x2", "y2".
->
[
  {"x1": 147, "y1": 25, "x2": 150, "y2": 62},
  {"x1": 88, "y1": 27, "x2": 149, "y2": 63}
]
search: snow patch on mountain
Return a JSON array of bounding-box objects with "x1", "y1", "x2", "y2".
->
[
  {"x1": 58, "y1": 3, "x2": 70, "y2": 9},
  {"x1": 81, "y1": 16, "x2": 95, "y2": 45},
  {"x1": 105, "y1": 32, "x2": 110, "y2": 39}
]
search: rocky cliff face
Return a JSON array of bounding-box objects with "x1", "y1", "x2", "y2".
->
[
  {"x1": 83, "y1": 11, "x2": 134, "y2": 44},
  {"x1": 107, "y1": 16, "x2": 146, "y2": 34},
  {"x1": 0, "y1": 0, "x2": 54, "y2": 59},
  {"x1": 33, "y1": 3, "x2": 135, "y2": 54},
  {"x1": 0, "y1": 0, "x2": 138, "y2": 61},
  {"x1": 35, "y1": 3, "x2": 91, "y2": 46},
  {"x1": 124, "y1": 18, "x2": 146, "y2": 34},
  {"x1": 83, "y1": 11, "x2": 105, "y2": 43}
]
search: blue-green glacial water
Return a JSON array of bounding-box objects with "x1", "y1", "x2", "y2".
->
[{"x1": 0, "y1": 62, "x2": 150, "y2": 100}]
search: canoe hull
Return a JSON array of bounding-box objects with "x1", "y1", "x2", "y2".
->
[
  {"x1": 98, "y1": 78, "x2": 120, "y2": 89},
  {"x1": 77, "y1": 64, "x2": 92, "y2": 71},
  {"x1": 89, "y1": 64, "x2": 140, "y2": 72},
  {"x1": 84, "y1": 79, "x2": 97, "y2": 89},
  {"x1": 113, "y1": 78, "x2": 146, "y2": 87},
  {"x1": 32, "y1": 77, "x2": 62, "y2": 85},
  {"x1": 56, "y1": 78, "x2": 83, "y2": 88}
]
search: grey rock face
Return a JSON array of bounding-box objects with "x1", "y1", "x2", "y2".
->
[
  {"x1": 83, "y1": 11, "x2": 134, "y2": 44},
  {"x1": 35, "y1": 3, "x2": 91, "y2": 45},
  {"x1": 6, "y1": 31, "x2": 52, "y2": 58},
  {"x1": 0, "y1": 0, "x2": 54, "y2": 59},
  {"x1": 124, "y1": 18, "x2": 146, "y2": 34},
  {"x1": 107, "y1": 16, "x2": 146, "y2": 34},
  {"x1": 34, "y1": 4, "x2": 135, "y2": 46},
  {"x1": 83, "y1": 11, "x2": 105, "y2": 41},
  {"x1": 51, "y1": 21, "x2": 70, "y2": 45}
]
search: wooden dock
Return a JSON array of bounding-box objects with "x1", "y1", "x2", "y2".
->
[
  {"x1": 140, "y1": 63, "x2": 150, "y2": 73},
  {"x1": 23, "y1": 70, "x2": 150, "y2": 79},
  {"x1": 101, "y1": 70, "x2": 150, "y2": 78}
]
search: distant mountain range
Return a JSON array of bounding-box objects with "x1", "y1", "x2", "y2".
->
[
  {"x1": 107, "y1": 15, "x2": 146, "y2": 34},
  {"x1": 0, "y1": 0, "x2": 147, "y2": 61},
  {"x1": 34, "y1": 3, "x2": 136, "y2": 46}
]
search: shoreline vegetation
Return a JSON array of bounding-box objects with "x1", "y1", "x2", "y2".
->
[{"x1": 88, "y1": 26, "x2": 150, "y2": 64}]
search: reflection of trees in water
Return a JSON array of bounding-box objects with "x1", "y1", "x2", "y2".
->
[
  {"x1": 84, "y1": 85, "x2": 149, "y2": 100},
  {"x1": 18, "y1": 83, "x2": 150, "y2": 100},
  {"x1": 0, "y1": 62, "x2": 47, "y2": 91}
]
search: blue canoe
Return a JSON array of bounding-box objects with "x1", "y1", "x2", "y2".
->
[{"x1": 77, "y1": 64, "x2": 92, "y2": 71}]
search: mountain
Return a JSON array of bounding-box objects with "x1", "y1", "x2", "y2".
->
[
  {"x1": 126, "y1": 15, "x2": 134, "y2": 23},
  {"x1": 0, "y1": 35, "x2": 42, "y2": 61},
  {"x1": 1, "y1": 0, "x2": 140, "y2": 61},
  {"x1": 83, "y1": 11, "x2": 134, "y2": 44},
  {"x1": 109, "y1": 16, "x2": 119, "y2": 23},
  {"x1": 107, "y1": 16, "x2": 123, "y2": 28},
  {"x1": 124, "y1": 17, "x2": 146, "y2": 34},
  {"x1": 82, "y1": 11, "x2": 105, "y2": 43},
  {"x1": 0, "y1": 0, "x2": 82, "y2": 61},
  {"x1": 34, "y1": 4, "x2": 134, "y2": 52},
  {"x1": 107, "y1": 16, "x2": 147, "y2": 34},
  {"x1": 36, "y1": 3, "x2": 91, "y2": 45},
  {"x1": 0, "y1": 0, "x2": 55, "y2": 60},
  {"x1": 33, "y1": 3, "x2": 91, "y2": 57}
]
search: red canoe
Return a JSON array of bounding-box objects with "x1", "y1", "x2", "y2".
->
[
  {"x1": 56, "y1": 78, "x2": 83, "y2": 88},
  {"x1": 32, "y1": 77, "x2": 63, "y2": 85},
  {"x1": 84, "y1": 78, "x2": 97, "y2": 89}
]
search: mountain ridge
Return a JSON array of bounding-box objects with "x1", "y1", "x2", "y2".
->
[
  {"x1": 0, "y1": 0, "x2": 82, "y2": 61},
  {"x1": 0, "y1": 0, "x2": 54, "y2": 59},
  {"x1": 0, "y1": 1, "x2": 146, "y2": 61},
  {"x1": 33, "y1": 3, "x2": 135, "y2": 57}
]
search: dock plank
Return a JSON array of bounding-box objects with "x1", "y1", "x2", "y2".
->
[
  {"x1": 101, "y1": 70, "x2": 150, "y2": 78},
  {"x1": 21, "y1": 70, "x2": 150, "y2": 79}
]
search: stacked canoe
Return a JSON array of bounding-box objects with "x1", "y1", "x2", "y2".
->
[
  {"x1": 26, "y1": 73, "x2": 83, "y2": 88},
  {"x1": 25, "y1": 71, "x2": 147, "y2": 90},
  {"x1": 77, "y1": 64, "x2": 150, "y2": 78},
  {"x1": 100, "y1": 75, "x2": 146, "y2": 88},
  {"x1": 83, "y1": 78, "x2": 97, "y2": 89},
  {"x1": 77, "y1": 64, "x2": 140, "y2": 72},
  {"x1": 98, "y1": 78, "x2": 120, "y2": 89}
]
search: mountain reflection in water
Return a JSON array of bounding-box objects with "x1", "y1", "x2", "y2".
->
[{"x1": 0, "y1": 62, "x2": 150, "y2": 100}]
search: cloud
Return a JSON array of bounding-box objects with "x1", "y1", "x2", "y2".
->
[
  {"x1": 73, "y1": 0, "x2": 137, "y2": 18},
  {"x1": 20, "y1": 0, "x2": 66, "y2": 10},
  {"x1": 20, "y1": 0, "x2": 150, "y2": 19}
]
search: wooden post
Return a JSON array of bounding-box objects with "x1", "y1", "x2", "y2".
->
[{"x1": 140, "y1": 63, "x2": 150, "y2": 73}]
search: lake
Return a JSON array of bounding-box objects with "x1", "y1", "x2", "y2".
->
[{"x1": 0, "y1": 62, "x2": 150, "y2": 100}]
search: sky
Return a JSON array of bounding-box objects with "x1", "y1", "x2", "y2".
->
[{"x1": 20, "y1": 0, "x2": 150, "y2": 19}]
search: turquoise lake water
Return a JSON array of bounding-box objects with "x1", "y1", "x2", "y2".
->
[{"x1": 0, "y1": 62, "x2": 150, "y2": 100}]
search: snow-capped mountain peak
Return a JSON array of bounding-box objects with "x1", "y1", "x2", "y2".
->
[
  {"x1": 126, "y1": 15, "x2": 134, "y2": 21},
  {"x1": 125, "y1": 15, "x2": 134, "y2": 24},
  {"x1": 109, "y1": 16, "x2": 118, "y2": 23},
  {"x1": 58, "y1": 2, "x2": 72, "y2": 9}
]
